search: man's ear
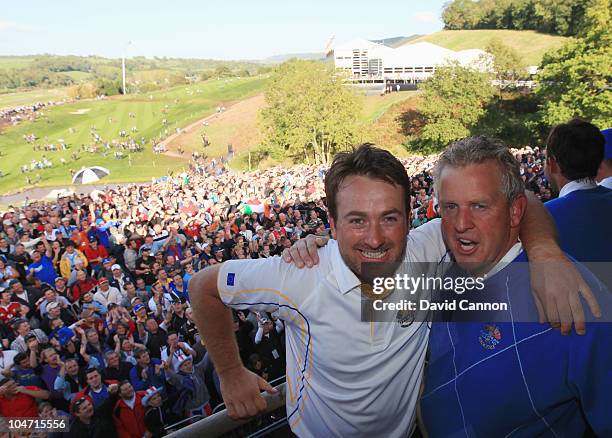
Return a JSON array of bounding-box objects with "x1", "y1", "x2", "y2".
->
[
  {"x1": 510, "y1": 193, "x2": 528, "y2": 229},
  {"x1": 329, "y1": 217, "x2": 337, "y2": 240},
  {"x1": 546, "y1": 155, "x2": 559, "y2": 174}
]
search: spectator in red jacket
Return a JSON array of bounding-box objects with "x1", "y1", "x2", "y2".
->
[
  {"x1": 70, "y1": 269, "x2": 97, "y2": 302},
  {"x1": 83, "y1": 238, "x2": 108, "y2": 273},
  {"x1": 112, "y1": 380, "x2": 147, "y2": 438},
  {"x1": 0, "y1": 377, "x2": 50, "y2": 417}
]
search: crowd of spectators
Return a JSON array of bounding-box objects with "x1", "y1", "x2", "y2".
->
[
  {"x1": 0, "y1": 101, "x2": 67, "y2": 127},
  {"x1": 0, "y1": 147, "x2": 553, "y2": 436}
]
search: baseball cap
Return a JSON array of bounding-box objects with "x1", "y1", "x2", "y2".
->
[
  {"x1": 56, "y1": 327, "x2": 75, "y2": 347},
  {"x1": 46, "y1": 302, "x2": 60, "y2": 312},
  {"x1": 102, "y1": 258, "x2": 111, "y2": 264},
  {"x1": 24, "y1": 333, "x2": 37, "y2": 342},
  {"x1": 8, "y1": 279, "x2": 21, "y2": 287},
  {"x1": 111, "y1": 264, "x2": 121, "y2": 271},
  {"x1": 98, "y1": 277, "x2": 109, "y2": 285},
  {"x1": 130, "y1": 297, "x2": 141, "y2": 305},
  {"x1": 133, "y1": 303, "x2": 145, "y2": 314}
]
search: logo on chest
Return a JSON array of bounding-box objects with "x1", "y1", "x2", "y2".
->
[{"x1": 478, "y1": 323, "x2": 502, "y2": 350}]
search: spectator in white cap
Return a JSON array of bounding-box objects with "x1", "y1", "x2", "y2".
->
[
  {"x1": 109, "y1": 264, "x2": 132, "y2": 295},
  {"x1": 93, "y1": 277, "x2": 123, "y2": 307},
  {"x1": 57, "y1": 217, "x2": 76, "y2": 239},
  {"x1": 40, "y1": 301, "x2": 76, "y2": 335},
  {"x1": 37, "y1": 288, "x2": 70, "y2": 319}
]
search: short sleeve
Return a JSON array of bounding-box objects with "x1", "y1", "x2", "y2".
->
[
  {"x1": 407, "y1": 218, "x2": 448, "y2": 263},
  {"x1": 217, "y1": 257, "x2": 309, "y2": 318}
]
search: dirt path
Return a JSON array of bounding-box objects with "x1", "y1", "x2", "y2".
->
[{"x1": 162, "y1": 94, "x2": 265, "y2": 158}]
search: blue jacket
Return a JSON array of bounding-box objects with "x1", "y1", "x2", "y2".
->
[
  {"x1": 545, "y1": 186, "x2": 612, "y2": 262},
  {"x1": 129, "y1": 358, "x2": 166, "y2": 392},
  {"x1": 421, "y1": 252, "x2": 612, "y2": 437}
]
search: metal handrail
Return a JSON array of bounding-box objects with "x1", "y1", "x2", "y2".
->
[
  {"x1": 165, "y1": 382, "x2": 287, "y2": 438},
  {"x1": 163, "y1": 415, "x2": 204, "y2": 434},
  {"x1": 245, "y1": 417, "x2": 289, "y2": 438},
  {"x1": 212, "y1": 375, "x2": 287, "y2": 414}
]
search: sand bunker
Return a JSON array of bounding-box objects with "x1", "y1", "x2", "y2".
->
[{"x1": 69, "y1": 108, "x2": 91, "y2": 115}]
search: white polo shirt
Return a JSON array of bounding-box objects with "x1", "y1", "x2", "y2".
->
[{"x1": 218, "y1": 219, "x2": 446, "y2": 437}]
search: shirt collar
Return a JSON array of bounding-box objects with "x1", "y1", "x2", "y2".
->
[
  {"x1": 598, "y1": 176, "x2": 612, "y2": 190},
  {"x1": 329, "y1": 240, "x2": 361, "y2": 295},
  {"x1": 484, "y1": 241, "x2": 523, "y2": 279},
  {"x1": 558, "y1": 178, "x2": 597, "y2": 198}
]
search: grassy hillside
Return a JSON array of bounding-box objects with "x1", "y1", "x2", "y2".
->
[
  {"x1": 404, "y1": 29, "x2": 568, "y2": 65},
  {"x1": 0, "y1": 76, "x2": 270, "y2": 194}
]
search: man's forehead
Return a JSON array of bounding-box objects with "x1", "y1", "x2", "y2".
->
[
  {"x1": 438, "y1": 162, "x2": 503, "y2": 200},
  {"x1": 336, "y1": 176, "x2": 406, "y2": 212}
]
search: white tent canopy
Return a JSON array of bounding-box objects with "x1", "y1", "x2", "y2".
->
[
  {"x1": 45, "y1": 188, "x2": 75, "y2": 199},
  {"x1": 71, "y1": 166, "x2": 110, "y2": 185}
]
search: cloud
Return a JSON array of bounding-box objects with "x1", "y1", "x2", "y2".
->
[
  {"x1": 412, "y1": 11, "x2": 438, "y2": 24},
  {"x1": 0, "y1": 21, "x2": 35, "y2": 32}
]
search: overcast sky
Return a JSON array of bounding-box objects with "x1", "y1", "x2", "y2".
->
[{"x1": 1, "y1": 0, "x2": 446, "y2": 60}]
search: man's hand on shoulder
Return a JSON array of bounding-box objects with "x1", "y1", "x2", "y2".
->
[
  {"x1": 529, "y1": 248, "x2": 601, "y2": 335},
  {"x1": 282, "y1": 234, "x2": 329, "y2": 268},
  {"x1": 219, "y1": 366, "x2": 277, "y2": 420}
]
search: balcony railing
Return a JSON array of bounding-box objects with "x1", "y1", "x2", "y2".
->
[{"x1": 165, "y1": 378, "x2": 288, "y2": 438}]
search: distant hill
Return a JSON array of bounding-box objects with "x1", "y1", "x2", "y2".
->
[
  {"x1": 261, "y1": 52, "x2": 325, "y2": 64},
  {"x1": 401, "y1": 29, "x2": 568, "y2": 65}
]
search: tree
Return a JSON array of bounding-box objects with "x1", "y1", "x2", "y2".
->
[
  {"x1": 259, "y1": 60, "x2": 363, "y2": 165},
  {"x1": 534, "y1": 0, "x2": 611, "y2": 127},
  {"x1": 442, "y1": 0, "x2": 483, "y2": 29},
  {"x1": 441, "y1": 0, "x2": 590, "y2": 36},
  {"x1": 416, "y1": 61, "x2": 494, "y2": 150},
  {"x1": 485, "y1": 38, "x2": 526, "y2": 98}
]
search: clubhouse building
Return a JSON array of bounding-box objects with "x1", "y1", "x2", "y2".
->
[{"x1": 330, "y1": 38, "x2": 489, "y2": 86}]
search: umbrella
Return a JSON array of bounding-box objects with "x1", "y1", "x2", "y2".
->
[{"x1": 72, "y1": 166, "x2": 110, "y2": 185}]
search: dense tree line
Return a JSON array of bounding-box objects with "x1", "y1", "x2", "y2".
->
[
  {"x1": 533, "y1": 0, "x2": 611, "y2": 127},
  {"x1": 442, "y1": 0, "x2": 592, "y2": 36},
  {"x1": 0, "y1": 68, "x2": 75, "y2": 90},
  {"x1": 0, "y1": 54, "x2": 271, "y2": 93}
]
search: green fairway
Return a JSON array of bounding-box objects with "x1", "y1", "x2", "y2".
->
[
  {"x1": 0, "y1": 76, "x2": 270, "y2": 194},
  {"x1": 404, "y1": 29, "x2": 568, "y2": 65},
  {"x1": 63, "y1": 71, "x2": 93, "y2": 81},
  {"x1": 0, "y1": 88, "x2": 72, "y2": 109}
]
